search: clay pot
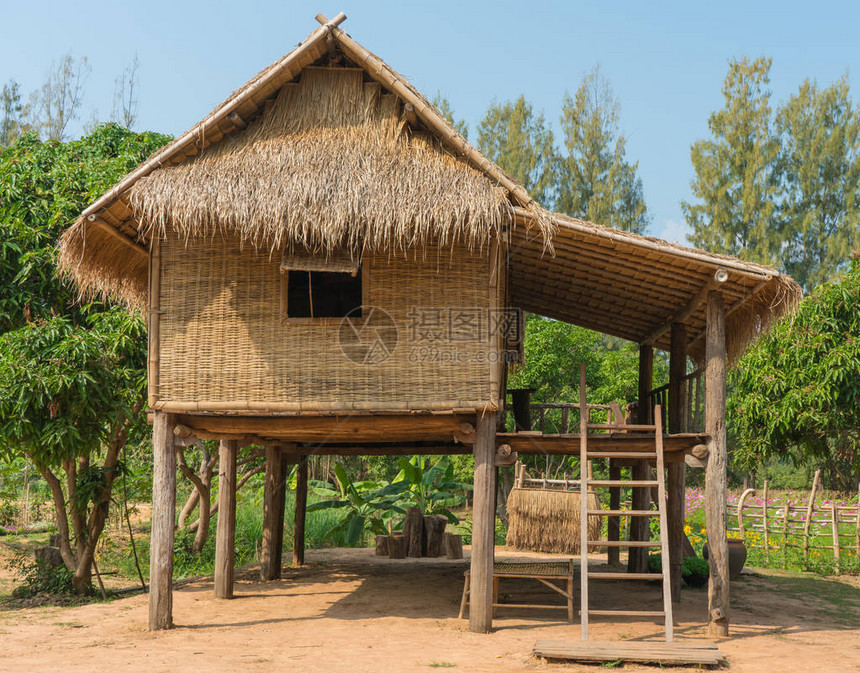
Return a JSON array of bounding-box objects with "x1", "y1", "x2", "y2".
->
[{"x1": 702, "y1": 538, "x2": 747, "y2": 580}]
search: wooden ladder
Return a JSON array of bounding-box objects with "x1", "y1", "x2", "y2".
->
[{"x1": 578, "y1": 364, "x2": 674, "y2": 642}]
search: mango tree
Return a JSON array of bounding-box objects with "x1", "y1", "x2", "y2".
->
[
  {"x1": 729, "y1": 257, "x2": 860, "y2": 491},
  {"x1": 0, "y1": 125, "x2": 169, "y2": 592}
]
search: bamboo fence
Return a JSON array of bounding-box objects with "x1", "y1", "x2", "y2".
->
[{"x1": 727, "y1": 470, "x2": 860, "y2": 566}]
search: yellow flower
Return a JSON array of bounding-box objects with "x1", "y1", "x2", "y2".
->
[
  {"x1": 700, "y1": 527, "x2": 707, "y2": 535},
  {"x1": 684, "y1": 525, "x2": 692, "y2": 535}
]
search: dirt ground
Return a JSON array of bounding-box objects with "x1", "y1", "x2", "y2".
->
[{"x1": 0, "y1": 546, "x2": 858, "y2": 673}]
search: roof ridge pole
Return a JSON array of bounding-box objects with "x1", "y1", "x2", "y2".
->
[{"x1": 315, "y1": 12, "x2": 348, "y2": 31}]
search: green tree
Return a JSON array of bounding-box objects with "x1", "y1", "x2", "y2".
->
[
  {"x1": 557, "y1": 67, "x2": 650, "y2": 234},
  {"x1": 1, "y1": 80, "x2": 28, "y2": 147},
  {"x1": 508, "y1": 315, "x2": 667, "y2": 407},
  {"x1": 682, "y1": 57, "x2": 780, "y2": 263},
  {"x1": 728, "y1": 257, "x2": 860, "y2": 491},
  {"x1": 476, "y1": 96, "x2": 556, "y2": 206},
  {"x1": 0, "y1": 124, "x2": 170, "y2": 592},
  {"x1": 0, "y1": 311, "x2": 147, "y2": 591},
  {"x1": 776, "y1": 76, "x2": 860, "y2": 290}
]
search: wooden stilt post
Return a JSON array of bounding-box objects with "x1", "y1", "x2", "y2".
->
[
  {"x1": 293, "y1": 455, "x2": 308, "y2": 567},
  {"x1": 705, "y1": 290, "x2": 730, "y2": 636},
  {"x1": 273, "y1": 451, "x2": 289, "y2": 575},
  {"x1": 214, "y1": 439, "x2": 238, "y2": 599},
  {"x1": 470, "y1": 411, "x2": 498, "y2": 633},
  {"x1": 607, "y1": 459, "x2": 621, "y2": 567},
  {"x1": 260, "y1": 444, "x2": 284, "y2": 581},
  {"x1": 629, "y1": 344, "x2": 653, "y2": 573},
  {"x1": 149, "y1": 412, "x2": 177, "y2": 630},
  {"x1": 668, "y1": 322, "x2": 687, "y2": 603}
]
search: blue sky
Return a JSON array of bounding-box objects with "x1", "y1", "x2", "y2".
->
[{"x1": 2, "y1": 1, "x2": 858, "y2": 243}]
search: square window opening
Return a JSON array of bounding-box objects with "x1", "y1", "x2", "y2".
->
[{"x1": 284, "y1": 270, "x2": 362, "y2": 320}]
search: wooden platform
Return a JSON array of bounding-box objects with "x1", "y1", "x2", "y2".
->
[{"x1": 534, "y1": 640, "x2": 725, "y2": 666}]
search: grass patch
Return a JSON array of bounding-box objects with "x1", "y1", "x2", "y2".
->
[
  {"x1": 99, "y1": 486, "x2": 355, "y2": 582},
  {"x1": 753, "y1": 568, "x2": 860, "y2": 628}
]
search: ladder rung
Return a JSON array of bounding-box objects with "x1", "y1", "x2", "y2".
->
[
  {"x1": 586, "y1": 423, "x2": 657, "y2": 431},
  {"x1": 587, "y1": 572, "x2": 664, "y2": 580},
  {"x1": 587, "y1": 480, "x2": 659, "y2": 487},
  {"x1": 585, "y1": 451, "x2": 656, "y2": 459},
  {"x1": 588, "y1": 609, "x2": 666, "y2": 617},
  {"x1": 587, "y1": 540, "x2": 661, "y2": 548},
  {"x1": 587, "y1": 509, "x2": 656, "y2": 517}
]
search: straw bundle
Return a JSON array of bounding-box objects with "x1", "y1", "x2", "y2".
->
[{"x1": 505, "y1": 487, "x2": 602, "y2": 554}]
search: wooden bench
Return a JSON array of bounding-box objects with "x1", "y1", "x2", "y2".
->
[{"x1": 459, "y1": 560, "x2": 575, "y2": 623}]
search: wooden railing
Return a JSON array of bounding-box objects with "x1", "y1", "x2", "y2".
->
[
  {"x1": 503, "y1": 400, "x2": 612, "y2": 435},
  {"x1": 645, "y1": 369, "x2": 704, "y2": 433},
  {"x1": 506, "y1": 368, "x2": 705, "y2": 437}
]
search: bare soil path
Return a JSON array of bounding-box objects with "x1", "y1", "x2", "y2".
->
[{"x1": 1, "y1": 547, "x2": 858, "y2": 672}]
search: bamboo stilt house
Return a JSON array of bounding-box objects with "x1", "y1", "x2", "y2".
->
[{"x1": 58, "y1": 13, "x2": 801, "y2": 637}]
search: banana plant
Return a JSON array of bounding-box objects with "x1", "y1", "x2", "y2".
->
[
  {"x1": 394, "y1": 456, "x2": 472, "y2": 523},
  {"x1": 307, "y1": 463, "x2": 409, "y2": 546}
]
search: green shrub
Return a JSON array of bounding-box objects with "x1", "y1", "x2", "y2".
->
[
  {"x1": 682, "y1": 556, "x2": 710, "y2": 587},
  {"x1": 647, "y1": 554, "x2": 709, "y2": 588},
  {"x1": 7, "y1": 552, "x2": 78, "y2": 597}
]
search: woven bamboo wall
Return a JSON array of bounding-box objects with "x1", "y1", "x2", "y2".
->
[{"x1": 153, "y1": 231, "x2": 502, "y2": 411}]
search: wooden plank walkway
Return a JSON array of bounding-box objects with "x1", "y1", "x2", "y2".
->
[{"x1": 534, "y1": 640, "x2": 725, "y2": 666}]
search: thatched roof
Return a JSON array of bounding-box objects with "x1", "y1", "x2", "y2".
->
[
  {"x1": 58, "y1": 14, "x2": 550, "y2": 309},
  {"x1": 132, "y1": 67, "x2": 511, "y2": 256},
  {"x1": 509, "y1": 210, "x2": 801, "y2": 362},
  {"x1": 58, "y1": 13, "x2": 801, "y2": 360}
]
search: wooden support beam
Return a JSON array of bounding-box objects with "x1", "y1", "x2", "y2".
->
[
  {"x1": 214, "y1": 439, "x2": 238, "y2": 599},
  {"x1": 273, "y1": 454, "x2": 288, "y2": 574},
  {"x1": 469, "y1": 412, "x2": 498, "y2": 633},
  {"x1": 498, "y1": 433, "x2": 706, "y2": 457},
  {"x1": 87, "y1": 215, "x2": 148, "y2": 258},
  {"x1": 705, "y1": 290, "x2": 730, "y2": 636},
  {"x1": 293, "y1": 456, "x2": 308, "y2": 567},
  {"x1": 404, "y1": 102, "x2": 419, "y2": 128},
  {"x1": 149, "y1": 412, "x2": 176, "y2": 630},
  {"x1": 687, "y1": 278, "x2": 771, "y2": 351},
  {"x1": 637, "y1": 344, "x2": 653, "y2": 426},
  {"x1": 641, "y1": 270, "x2": 728, "y2": 346},
  {"x1": 260, "y1": 445, "x2": 284, "y2": 581},
  {"x1": 607, "y1": 459, "x2": 621, "y2": 566},
  {"x1": 668, "y1": 323, "x2": 687, "y2": 603},
  {"x1": 226, "y1": 111, "x2": 247, "y2": 129},
  {"x1": 629, "y1": 345, "x2": 653, "y2": 573},
  {"x1": 173, "y1": 413, "x2": 475, "y2": 443}
]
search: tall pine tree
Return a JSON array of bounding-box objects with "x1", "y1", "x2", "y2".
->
[
  {"x1": 776, "y1": 76, "x2": 860, "y2": 290},
  {"x1": 682, "y1": 57, "x2": 780, "y2": 263},
  {"x1": 557, "y1": 67, "x2": 649, "y2": 234},
  {"x1": 476, "y1": 96, "x2": 556, "y2": 207}
]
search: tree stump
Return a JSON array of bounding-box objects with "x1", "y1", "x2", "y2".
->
[
  {"x1": 425, "y1": 515, "x2": 448, "y2": 557},
  {"x1": 387, "y1": 534, "x2": 406, "y2": 559},
  {"x1": 445, "y1": 532, "x2": 464, "y2": 559},
  {"x1": 404, "y1": 507, "x2": 424, "y2": 557},
  {"x1": 375, "y1": 534, "x2": 389, "y2": 556}
]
